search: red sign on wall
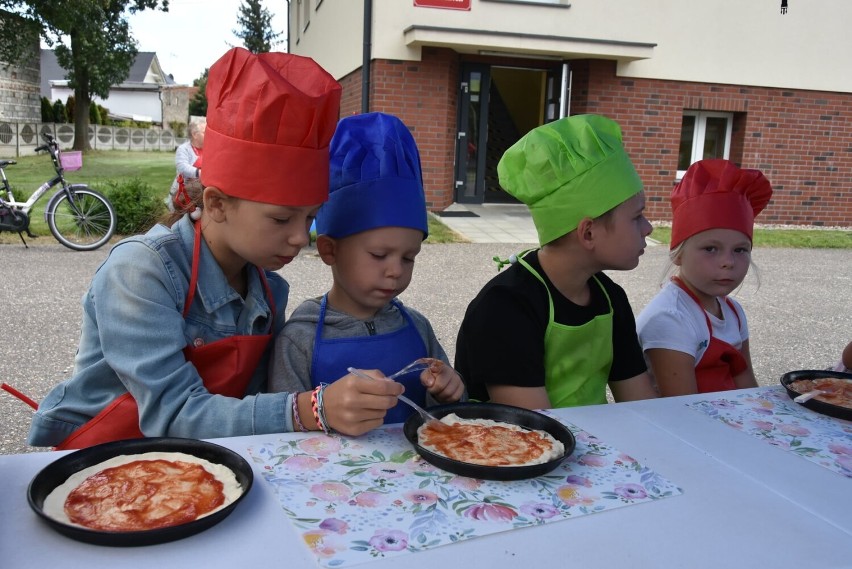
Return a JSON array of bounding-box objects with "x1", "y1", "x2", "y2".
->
[{"x1": 414, "y1": 0, "x2": 471, "y2": 10}]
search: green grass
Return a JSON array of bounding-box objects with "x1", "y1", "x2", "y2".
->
[{"x1": 650, "y1": 225, "x2": 852, "y2": 249}]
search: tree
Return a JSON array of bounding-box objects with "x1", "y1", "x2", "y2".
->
[
  {"x1": 234, "y1": 0, "x2": 281, "y2": 54},
  {"x1": 0, "y1": 1, "x2": 169, "y2": 150},
  {"x1": 188, "y1": 68, "x2": 208, "y2": 117}
]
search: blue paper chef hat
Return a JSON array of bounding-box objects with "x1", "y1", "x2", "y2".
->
[{"x1": 316, "y1": 112, "x2": 429, "y2": 239}]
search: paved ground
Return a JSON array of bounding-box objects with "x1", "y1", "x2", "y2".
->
[{"x1": 2, "y1": 237, "x2": 850, "y2": 455}]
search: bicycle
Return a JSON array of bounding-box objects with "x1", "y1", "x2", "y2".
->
[{"x1": 0, "y1": 132, "x2": 116, "y2": 251}]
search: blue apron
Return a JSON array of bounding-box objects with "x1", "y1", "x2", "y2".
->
[{"x1": 310, "y1": 295, "x2": 428, "y2": 423}]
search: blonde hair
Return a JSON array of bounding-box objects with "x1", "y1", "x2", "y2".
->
[{"x1": 659, "y1": 237, "x2": 761, "y2": 290}]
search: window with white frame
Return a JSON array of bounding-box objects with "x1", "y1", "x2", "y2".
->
[{"x1": 677, "y1": 111, "x2": 733, "y2": 178}]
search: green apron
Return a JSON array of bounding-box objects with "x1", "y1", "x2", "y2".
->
[{"x1": 517, "y1": 256, "x2": 614, "y2": 407}]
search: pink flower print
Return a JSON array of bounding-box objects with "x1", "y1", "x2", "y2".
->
[
  {"x1": 302, "y1": 529, "x2": 346, "y2": 558},
  {"x1": 319, "y1": 518, "x2": 349, "y2": 534},
  {"x1": 310, "y1": 482, "x2": 351, "y2": 502},
  {"x1": 577, "y1": 453, "x2": 607, "y2": 467},
  {"x1": 403, "y1": 490, "x2": 438, "y2": 506},
  {"x1": 353, "y1": 491, "x2": 387, "y2": 507},
  {"x1": 369, "y1": 529, "x2": 409, "y2": 552},
  {"x1": 283, "y1": 455, "x2": 323, "y2": 472},
  {"x1": 617, "y1": 453, "x2": 637, "y2": 465},
  {"x1": 298, "y1": 436, "x2": 342, "y2": 457},
  {"x1": 835, "y1": 454, "x2": 852, "y2": 474},
  {"x1": 751, "y1": 420, "x2": 775, "y2": 431},
  {"x1": 614, "y1": 483, "x2": 648, "y2": 500},
  {"x1": 556, "y1": 485, "x2": 596, "y2": 507},
  {"x1": 564, "y1": 475, "x2": 592, "y2": 487},
  {"x1": 574, "y1": 432, "x2": 595, "y2": 443},
  {"x1": 829, "y1": 443, "x2": 852, "y2": 456},
  {"x1": 461, "y1": 502, "x2": 518, "y2": 523},
  {"x1": 520, "y1": 502, "x2": 559, "y2": 519},
  {"x1": 449, "y1": 476, "x2": 482, "y2": 491},
  {"x1": 778, "y1": 424, "x2": 810, "y2": 437},
  {"x1": 369, "y1": 462, "x2": 408, "y2": 478}
]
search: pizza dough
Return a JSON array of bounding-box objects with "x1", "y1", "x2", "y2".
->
[
  {"x1": 417, "y1": 413, "x2": 564, "y2": 467},
  {"x1": 789, "y1": 377, "x2": 852, "y2": 409},
  {"x1": 43, "y1": 452, "x2": 243, "y2": 531}
]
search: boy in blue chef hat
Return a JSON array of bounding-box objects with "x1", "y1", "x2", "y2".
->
[{"x1": 269, "y1": 112, "x2": 464, "y2": 424}]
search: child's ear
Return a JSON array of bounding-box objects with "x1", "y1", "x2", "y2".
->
[
  {"x1": 202, "y1": 186, "x2": 228, "y2": 222},
  {"x1": 575, "y1": 217, "x2": 596, "y2": 250},
  {"x1": 315, "y1": 235, "x2": 337, "y2": 266}
]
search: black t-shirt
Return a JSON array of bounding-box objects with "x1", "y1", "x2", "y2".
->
[{"x1": 454, "y1": 250, "x2": 647, "y2": 402}]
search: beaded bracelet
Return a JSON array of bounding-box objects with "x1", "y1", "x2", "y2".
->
[
  {"x1": 291, "y1": 392, "x2": 308, "y2": 432},
  {"x1": 317, "y1": 384, "x2": 331, "y2": 433},
  {"x1": 311, "y1": 384, "x2": 331, "y2": 434}
]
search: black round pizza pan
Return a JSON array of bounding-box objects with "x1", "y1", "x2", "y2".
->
[
  {"x1": 780, "y1": 369, "x2": 852, "y2": 421},
  {"x1": 403, "y1": 402, "x2": 576, "y2": 481},
  {"x1": 27, "y1": 437, "x2": 253, "y2": 547}
]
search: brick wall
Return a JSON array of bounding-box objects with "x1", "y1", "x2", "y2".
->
[
  {"x1": 571, "y1": 60, "x2": 852, "y2": 227},
  {"x1": 337, "y1": 47, "x2": 459, "y2": 210},
  {"x1": 334, "y1": 55, "x2": 851, "y2": 226},
  {"x1": 0, "y1": 32, "x2": 40, "y2": 123}
]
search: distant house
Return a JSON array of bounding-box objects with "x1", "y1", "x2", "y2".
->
[
  {"x1": 0, "y1": 11, "x2": 40, "y2": 122},
  {"x1": 40, "y1": 49, "x2": 190, "y2": 126}
]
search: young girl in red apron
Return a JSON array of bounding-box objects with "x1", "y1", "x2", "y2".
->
[
  {"x1": 637, "y1": 159, "x2": 773, "y2": 396},
  {"x1": 21, "y1": 48, "x2": 403, "y2": 449}
]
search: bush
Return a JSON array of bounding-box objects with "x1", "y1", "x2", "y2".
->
[
  {"x1": 51, "y1": 99, "x2": 66, "y2": 123},
  {"x1": 101, "y1": 177, "x2": 166, "y2": 235},
  {"x1": 89, "y1": 103, "x2": 101, "y2": 125},
  {"x1": 40, "y1": 97, "x2": 53, "y2": 122}
]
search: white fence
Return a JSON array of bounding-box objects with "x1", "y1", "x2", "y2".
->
[{"x1": 0, "y1": 121, "x2": 187, "y2": 157}]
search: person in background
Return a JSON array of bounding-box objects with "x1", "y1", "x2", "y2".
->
[
  {"x1": 166, "y1": 120, "x2": 206, "y2": 212},
  {"x1": 455, "y1": 114, "x2": 658, "y2": 410},
  {"x1": 27, "y1": 47, "x2": 403, "y2": 449},
  {"x1": 637, "y1": 159, "x2": 773, "y2": 396},
  {"x1": 269, "y1": 112, "x2": 464, "y2": 423},
  {"x1": 830, "y1": 341, "x2": 852, "y2": 373}
]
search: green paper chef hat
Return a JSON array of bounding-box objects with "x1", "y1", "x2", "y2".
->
[{"x1": 497, "y1": 114, "x2": 643, "y2": 245}]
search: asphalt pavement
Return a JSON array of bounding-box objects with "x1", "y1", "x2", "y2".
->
[{"x1": 1, "y1": 239, "x2": 850, "y2": 455}]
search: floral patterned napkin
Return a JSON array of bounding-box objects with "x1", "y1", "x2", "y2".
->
[
  {"x1": 687, "y1": 386, "x2": 852, "y2": 478},
  {"x1": 248, "y1": 421, "x2": 681, "y2": 568}
]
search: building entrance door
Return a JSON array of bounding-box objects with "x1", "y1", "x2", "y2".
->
[
  {"x1": 454, "y1": 62, "x2": 570, "y2": 204},
  {"x1": 454, "y1": 64, "x2": 489, "y2": 204}
]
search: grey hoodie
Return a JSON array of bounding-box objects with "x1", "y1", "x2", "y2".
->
[{"x1": 268, "y1": 296, "x2": 451, "y2": 404}]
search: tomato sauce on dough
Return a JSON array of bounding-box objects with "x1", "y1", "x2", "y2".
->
[{"x1": 64, "y1": 459, "x2": 226, "y2": 531}]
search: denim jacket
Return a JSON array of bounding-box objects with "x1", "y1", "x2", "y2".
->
[{"x1": 28, "y1": 216, "x2": 295, "y2": 446}]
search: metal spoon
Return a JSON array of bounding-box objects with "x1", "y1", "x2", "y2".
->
[{"x1": 346, "y1": 366, "x2": 451, "y2": 431}]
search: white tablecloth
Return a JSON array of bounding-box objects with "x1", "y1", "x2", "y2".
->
[{"x1": 1, "y1": 387, "x2": 850, "y2": 569}]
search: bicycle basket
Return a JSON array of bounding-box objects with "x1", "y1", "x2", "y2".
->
[{"x1": 59, "y1": 151, "x2": 82, "y2": 171}]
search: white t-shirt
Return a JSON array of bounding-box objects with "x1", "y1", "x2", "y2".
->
[{"x1": 636, "y1": 281, "x2": 749, "y2": 366}]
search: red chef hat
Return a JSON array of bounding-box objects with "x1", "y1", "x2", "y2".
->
[
  {"x1": 670, "y1": 159, "x2": 772, "y2": 249},
  {"x1": 201, "y1": 47, "x2": 341, "y2": 206}
]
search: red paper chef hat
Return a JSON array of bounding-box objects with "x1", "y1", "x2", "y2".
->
[
  {"x1": 670, "y1": 159, "x2": 772, "y2": 249},
  {"x1": 201, "y1": 47, "x2": 341, "y2": 206}
]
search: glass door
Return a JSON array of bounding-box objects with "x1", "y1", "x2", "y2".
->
[{"x1": 454, "y1": 64, "x2": 490, "y2": 203}]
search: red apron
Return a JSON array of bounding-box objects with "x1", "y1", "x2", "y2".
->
[
  {"x1": 55, "y1": 220, "x2": 275, "y2": 450},
  {"x1": 672, "y1": 277, "x2": 747, "y2": 393}
]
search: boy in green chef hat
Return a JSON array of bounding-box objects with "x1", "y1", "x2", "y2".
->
[{"x1": 455, "y1": 114, "x2": 658, "y2": 409}]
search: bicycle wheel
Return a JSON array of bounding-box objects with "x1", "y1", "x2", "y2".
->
[{"x1": 46, "y1": 185, "x2": 116, "y2": 251}]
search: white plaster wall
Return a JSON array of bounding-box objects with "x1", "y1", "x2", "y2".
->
[{"x1": 295, "y1": 0, "x2": 852, "y2": 93}]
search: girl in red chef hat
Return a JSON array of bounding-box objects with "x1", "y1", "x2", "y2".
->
[
  {"x1": 25, "y1": 48, "x2": 404, "y2": 450},
  {"x1": 636, "y1": 159, "x2": 773, "y2": 396}
]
